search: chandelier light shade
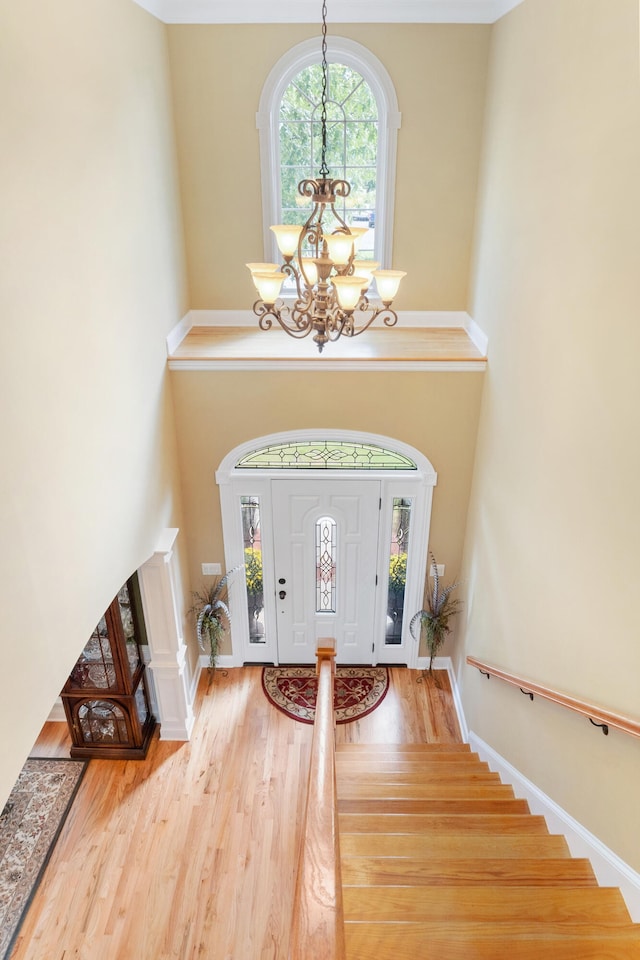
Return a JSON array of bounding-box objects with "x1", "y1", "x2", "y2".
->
[{"x1": 247, "y1": 1, "x2": 406, "y2": 353}]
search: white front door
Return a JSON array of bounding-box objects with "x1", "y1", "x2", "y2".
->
[{"x1": 272, "y1": 479, "x2": 380, "y2": 664}]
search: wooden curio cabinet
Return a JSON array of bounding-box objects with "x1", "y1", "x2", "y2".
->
[{"x1": 61, "y1": 575, "x2": 157, "y2": 759}]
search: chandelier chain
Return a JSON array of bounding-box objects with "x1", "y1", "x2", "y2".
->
[
  {"x1": 247, "y1": 0, "x2": 405, "y2": 351},
  {"x1": 319, "y1": 0, "x2": 329, "y2": 177}
]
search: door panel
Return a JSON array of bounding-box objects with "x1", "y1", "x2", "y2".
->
[{"x1": 272, "y1": 480, "x2": 380, "y2": 664}]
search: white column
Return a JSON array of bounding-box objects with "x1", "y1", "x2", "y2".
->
[{"x1": 138, "y1": 528, "x2": 196, "y2": 740}]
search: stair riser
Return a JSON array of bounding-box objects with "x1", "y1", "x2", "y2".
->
[
  {"x1": 341, "y1": 857, "x2": 597, "y2": 886},
  {"x1": 340, "y1": 834, "x2": 570, "y2": 859},
  {"x1": 344, "y1": 926, "x2": 640, "y2": 957},
  {"x1": 342, "y1": 885, "x2": 630, "y2": 923},
  {"x1": 339, "y1": 814, "x2": 550, "y2": 834}
]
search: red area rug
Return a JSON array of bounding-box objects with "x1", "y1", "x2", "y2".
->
[{"x1": 262, "y1": 665, "x2": 389, "y2": 724}]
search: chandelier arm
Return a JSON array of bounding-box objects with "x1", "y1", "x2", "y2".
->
[
  {"x1": 254, "y1": 303, "x2": 316, "y2": 340},
  {"x1": 290, "y1": 293, "x2": 315, "y2": 319},
  {"x1": 282, "y1": 260, "x2": 305, "y2": 301},
  {"x1": 340, "y1": 306, "x2": 399, "y2": 338}
]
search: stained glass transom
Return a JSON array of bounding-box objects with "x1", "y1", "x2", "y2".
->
[{"x1": 236, "y1": 441, "x2": 416, "y2": 471}]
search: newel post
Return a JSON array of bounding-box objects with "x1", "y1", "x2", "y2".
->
[{"x1": 137, "y1": 528, "x2": 196, "y2": 740}]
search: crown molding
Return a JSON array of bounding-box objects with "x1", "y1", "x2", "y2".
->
[{"x1": 132, "y1": 0, "x2": 524, "y2": 25}]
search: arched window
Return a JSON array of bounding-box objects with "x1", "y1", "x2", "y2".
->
[{"x1": 257, "y1": 37, "x2": 401, "y2": 270}]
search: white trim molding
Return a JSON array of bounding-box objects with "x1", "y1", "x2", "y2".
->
[
  {"x1": 132, "y1": 1, "x2": 525, "y2": 25},
  {"x1": 169, "y1": 357, "x2": 486, "y2": 372},
  {"x1": 469, "y1": 731, "x2": 640, "y2": 922}
]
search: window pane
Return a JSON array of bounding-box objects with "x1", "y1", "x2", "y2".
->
[
  {"x1": 386, "y1": 498, "x2": 412, "y2": 645},
  {"x1": 315, "y1": 516, "x2": 337, "y2": 613},
  {"x1": 279, "y1": 62, "x2": 378, "y2": 225},
  {"x1": 241, "y1": 497, "x2": 265, "y2": 644}
]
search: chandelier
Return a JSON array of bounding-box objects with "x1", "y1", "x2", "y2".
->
[{"x1": 246, "y1": 1, "x2": 406, "y2": 354}]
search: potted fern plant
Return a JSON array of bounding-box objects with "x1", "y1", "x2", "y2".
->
[
  {"x1": 190, "y1": 565, "x2": 241, "y2": 672},
  {"x1": 410, "y1": 554, "x2": 462, "y2": 675}
]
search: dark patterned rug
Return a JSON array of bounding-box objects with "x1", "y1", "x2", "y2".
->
[
  {"x1": 0, "y1": 757, "x2": 87, "y2": 960},
  {"x1": 262, "y1": 665, "x2": 389, "y2": 724}
]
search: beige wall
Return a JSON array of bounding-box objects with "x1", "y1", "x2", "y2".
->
[
  {"x1": 459, "y1": 0, "x2": 640, "y2": 869},
  {"x1": 0, "y1": 0, "x2": 188, "y2": 807},
  {"x1": 167, "y1": 23, "x2": 490, "y2": 310},
  {"x1": 170, "y1": 370, "x2": 484, "y2": 656}
]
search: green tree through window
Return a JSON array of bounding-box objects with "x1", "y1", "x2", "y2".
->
[{"x1": 279, "y1": 63, "x2": 378, "y2": 259}]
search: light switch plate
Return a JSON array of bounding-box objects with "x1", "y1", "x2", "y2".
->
[
  {"x1": 430, "y1": 563, "x2": 445, "y2": 578},
  {"x1": 202, "y1": 562, "x2": 222, "y2": 576}
]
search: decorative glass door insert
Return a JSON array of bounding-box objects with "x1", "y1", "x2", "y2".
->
[{"x1": 315, "y1": 516, "x2": 337, "y2": 613}]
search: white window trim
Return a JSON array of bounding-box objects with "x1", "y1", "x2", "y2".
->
[{"x1": 256, "y1": 37, "x2": 401, "y2": 269}]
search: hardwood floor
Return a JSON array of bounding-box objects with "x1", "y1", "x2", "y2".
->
[{"x1": 12, "y1": 667, "x2": 459, "y2": 960}]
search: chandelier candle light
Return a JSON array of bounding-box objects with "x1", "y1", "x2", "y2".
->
[{"x1": 246, "y1": 1, "x2": 406, "y2": 354}]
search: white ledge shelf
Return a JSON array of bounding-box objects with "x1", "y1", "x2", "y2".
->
[{"x1": 168, "y1": 325, "x2": 487, "y2": 372}]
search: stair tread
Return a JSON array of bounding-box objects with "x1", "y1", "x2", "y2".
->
[
  {"x1": 338, "y1": 782, "x2": 514, "y2": 800},
  {"x1": 339, "y1": 798, "x2": 529, "y2": 815},
  {"x1": 337, "y1": 764, "x2": 499, "y2": 782},
  {"x1": 336, "y1": 743, "x2": 635, "y2": 958},
  {"x1": 341, "y1": 857, "x2": 597, "y2": 886},
  {"x1": 344, "y1": 923, "x2": 640, "y2": 958},
  {"x1": 342, "y1": 884, "x2": 631, "y2": 922},
  {"x1": 340, "y1": 833, "x2": 570, "y2": 859},
  {"x1": 336, "y1": 743, "x2": 472, "y2": 754},
  {"x1": 339, "y1": 813, "x2": 551, "y2": 834},
  {"x1": 336, "y1": 755, "x2": 483, "y2": 766}
]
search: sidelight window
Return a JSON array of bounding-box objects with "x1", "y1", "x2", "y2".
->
[
  {"x1": 241, "y1": 497, "x2": 265, "y2": 643},
  {"x1": 386, "y1": 497, "x2": 412, "y2": 645}
]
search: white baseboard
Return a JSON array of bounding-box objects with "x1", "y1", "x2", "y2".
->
[
  {"x1": 469, "y1": 731, "x2": 640, "y2": 921},
  {"x1": 166, "y1": 313, "x2": 193, "y2": 353},
  {"x1": 465, "y1": 315, "x2": 489, "y2": 355},
  {"x1": 184, "y1": 308, "x2": 474, "y2": 330},
  {"x1": 198, "y1": 653, "x2": 240, "y2": 671}
]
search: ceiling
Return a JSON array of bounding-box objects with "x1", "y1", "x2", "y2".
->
[{"x1": 131, "y1": 0, "x2": 524, "y2": 25}]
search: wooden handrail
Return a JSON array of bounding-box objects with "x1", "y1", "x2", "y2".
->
[
  {"x1": 467, "y1": 655, "x2": 640, "y2": 739},
  {"x1": 289, "y1": 643, "x2": 346, "y2": 960}
]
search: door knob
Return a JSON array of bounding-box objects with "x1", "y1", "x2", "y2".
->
[{"x1": 279, "y1": 590, "x2": 287, "y2": 600}]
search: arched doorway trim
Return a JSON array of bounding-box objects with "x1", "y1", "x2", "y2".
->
[{"x1": 216, "y1": 430, "x2": 437, "y2": 668}]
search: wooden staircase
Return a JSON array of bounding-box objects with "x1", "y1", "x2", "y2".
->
[{"x1": 336, "y1": 742, "x2": 640, "y2": 959}]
